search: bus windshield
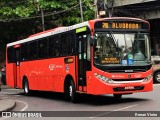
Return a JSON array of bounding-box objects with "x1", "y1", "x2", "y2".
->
[{"x1": 94, "y1": 32, "x2": 150, "y2": 66}]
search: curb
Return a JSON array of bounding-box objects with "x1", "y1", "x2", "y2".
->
[{"x1": 0, "y1": 99, "x2": 16, "y2": 112}]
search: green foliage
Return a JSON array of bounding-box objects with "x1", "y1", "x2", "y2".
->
[
  {"x1": 0, "y1": 0, "x2": 94, "y2": 25},
  {"x1": 0, "y1": 0, "x2": 95, "y2": 63}
]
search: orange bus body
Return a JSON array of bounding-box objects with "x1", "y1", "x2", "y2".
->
[
  {"x1": 6, "y1": 59, "x2": 152, "y2": 94},
  {"x1": 6, "y1": 56, "x2": 76, "y2": 92},
  {"x1": 6, "y1": 17, "x2": 153, "y2": 101}
]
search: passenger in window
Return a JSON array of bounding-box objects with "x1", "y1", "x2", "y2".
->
[{"x1": 133, "y1": 41, "x2": 145, "y2": 60}]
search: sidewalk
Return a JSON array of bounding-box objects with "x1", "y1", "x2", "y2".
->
[
  {"x1": 0, "y1": 85, "x2": 16, "y2": 112},
  {"x1": 0, "y1": 99, "x2": 16, "y2": 112},
  {"x1": 1, "y1": 85, "x2": 12, "y2": 89}
]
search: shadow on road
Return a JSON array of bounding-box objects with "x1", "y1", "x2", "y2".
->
[{"x1": 15, "y1": 90, "x2": 150, "y2": 106}]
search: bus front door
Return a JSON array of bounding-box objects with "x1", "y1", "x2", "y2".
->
[
  {"x1": 14, "y1": 47, "x2": 20, "y2": 88},
  {"x1": 77, "y1": 33, "x2": 87, "y2": 92}
]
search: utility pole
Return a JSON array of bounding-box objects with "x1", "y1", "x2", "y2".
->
[
  {"x1": 94, "y1": 0, "x2": 98, "y2": 19},
  {"x1": 41, "y1": 8, "x2": 45, "y2": 31},
  {"x1": 36, "y1": 0, "x2": 45, "y2": 31},
  {"x1": 97, "y1": 0, "x2": 106, "y2": 18},
  {"x1": 105, "y1": 0, "x2": 114, "y2": 17},
  {"x1": 79, "y1": 0, "x2": 84, "y2": 22},
  {"x1": 96, "y1": 0, "x2": 114, "y2": 18}
]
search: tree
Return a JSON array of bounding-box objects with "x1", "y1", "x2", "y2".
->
[
  {"x1": 0, "y1": 0, "x2": 94, "y2": 53},
  {"x1": 0, "y1": 0, "x2": 94, "y2": 25},
  {"x1": 0, "y1": 0, "x2": 94, "y2": 45}
]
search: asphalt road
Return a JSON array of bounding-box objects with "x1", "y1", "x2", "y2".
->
[{"x1": 0, "y1": 84, "x2": 160, "y2": 120}]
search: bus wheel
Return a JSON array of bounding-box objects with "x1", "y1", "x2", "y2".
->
[
  {"x1": 23, "y1": 79, "x2": 30, "y2": 96},
  {"x1": 113, "y1": 94, "x2": 122, "y2": 99},
  {"x1": 64, "y1": 80, "x2": 78, "y2": 103},
  {"x1": 154, "y1": 71, "x2": 160, "y2": 83}
]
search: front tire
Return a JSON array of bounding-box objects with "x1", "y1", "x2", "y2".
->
[
  {"x1": 64, "y1": 80, "x2": 78, "y2": 103},
  {"x1": 154, "y1": 71, "x2": 160, "y2": 83}
]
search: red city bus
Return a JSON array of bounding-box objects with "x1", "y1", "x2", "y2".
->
[{"x1": 6, "y1": 17, "x2": 152, "y2": 102}]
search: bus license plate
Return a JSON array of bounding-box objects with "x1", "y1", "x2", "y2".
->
[{"x1": 124, "y1": 86, "x2": 134, "y2": 90}]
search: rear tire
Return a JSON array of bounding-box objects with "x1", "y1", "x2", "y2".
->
[{"x1": 23, "y1": 79, "x2": 30, "y2": 96}]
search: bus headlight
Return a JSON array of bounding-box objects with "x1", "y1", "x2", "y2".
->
[
  {"x1": 94, "y1": 73, "x2": 114, "y2": 84},
  {"x1": 143, "y1": 74, "x2": 152, "y2": 82}
]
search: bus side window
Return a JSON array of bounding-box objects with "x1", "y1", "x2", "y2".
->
[
  {"x1": 86, "y1": 35, "x2": 91, "y2": 71},
  {"x1": 49, "y1": 35, "x2": 60, "y2": 57},
  {"x1": 54, "y1": 37, "x2": 60, "y2": 57},
  {"x1": 87, "y1": 35, "x2": 91, "y2": 61},
  {"x1": 7, "y1": 46, "x2": 14, "y2": 63},
  {"x1": 48, "y1": 37, "x2": 54, "y2": 57},
  {"x1": 29, "y1": 41, "x2": 38, "y2": 60},
  {"x1": 38, "y1": 38, "x2": 48, "y2": 59},
  {"x1": 70, "y1": 31, "x2": 76, "y2": 55},
  {"x1": 61, "y1": 33, "x2": 70, "y2": 56},
  {"x1": 21, "y1": 43, "x2": 28, "y2": 61}
]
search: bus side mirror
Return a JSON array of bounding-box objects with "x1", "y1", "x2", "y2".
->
[{"x1": 90, "y1": 36, "x2": 95, "y2": 46}]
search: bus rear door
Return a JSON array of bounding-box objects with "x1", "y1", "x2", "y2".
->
[{"x1": 13, "y1": 45, "x2": 20, "y2": 88}]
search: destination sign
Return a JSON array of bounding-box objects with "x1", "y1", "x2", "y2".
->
[
  {"x1": 101, "y1": 57, "x2": 120, "y2": 64},
  {"x1": 95, "y1": 21, "x2": 149, "y2": 30},
  {"x1": 102, "y1": 22, "x2": 139, "y2": 29}
]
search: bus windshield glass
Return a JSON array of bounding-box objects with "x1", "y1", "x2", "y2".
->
[{"x1": 94, "y1": 32, "x2": 150, "y2": 66}]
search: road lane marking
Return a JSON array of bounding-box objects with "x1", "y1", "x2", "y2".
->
[
  {"x1": 15, "y1": 100, "x2": 28, "y2": 111},
  {"x1": 112, "y1": 104, "x2": 138, "y2": 111},
  {"x1": 89, "y1": 104, "x2": 139, "y2": 118}
]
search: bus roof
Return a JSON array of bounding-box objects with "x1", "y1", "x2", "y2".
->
[
  {"x1": 7, "y1": 21, "x2": 89, "y2": 47},
  {"x1": 7, "y1": 17, "x2": 149, "y2": 47},
  {"x1": 28, "y1": 27, "x2": 66, "y2": 38}
]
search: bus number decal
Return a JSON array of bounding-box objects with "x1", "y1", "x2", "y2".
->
[{"x1": 102, "y1": 23, "x2": 109, "y2": 28}]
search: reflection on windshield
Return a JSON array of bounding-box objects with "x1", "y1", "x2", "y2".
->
[{"x1": 94, "y1": 33, "x2": 150, "y2": 66}]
